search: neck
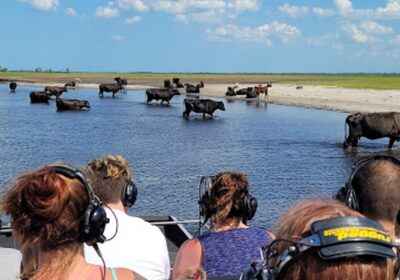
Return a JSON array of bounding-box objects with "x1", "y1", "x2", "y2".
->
[
  {"x1": 106, "y1": 201, "x2": 126, "y2": 212},
  {"x1": 379, "y1": 219, "x2": 396, "y2": 238},
  {"x1": 213, "y1": 217, "x2": 248, "y2": 232}
]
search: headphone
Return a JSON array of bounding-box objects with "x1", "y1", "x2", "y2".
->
[
  {"x1": 336, "y1": 155, "x2": 400, "y2": 212},
  {"x1": 122, "y1": 180, "x2": 137, "y2": 208},
  {"x1": 51, "y1": 165, "x2": 109, "y2": 245},
  {"x1": 256, "y1": 216, "x2": 397, "y2": 280},
  {"x1": 198, "y1": 176, "x2": 258, "y2": 224}
]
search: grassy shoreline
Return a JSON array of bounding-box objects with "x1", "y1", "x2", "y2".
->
[{"x1": 1, "y1": 72, "x2": 399, "y2": 90}]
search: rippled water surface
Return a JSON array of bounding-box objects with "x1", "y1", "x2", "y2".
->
[{"x1": 0, "y1": 84, "x2": 396, "y2": 230}]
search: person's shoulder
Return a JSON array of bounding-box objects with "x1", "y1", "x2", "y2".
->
[
  {"x1": 180, "y1": 238, "x2": 202, "y2": 252},
  {"x1": 113, "y1": 267, "x2": 141, "y2": 280}
]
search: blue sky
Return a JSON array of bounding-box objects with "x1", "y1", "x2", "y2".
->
[{"x1": 1, "y1": 0, "x2": 400, "y2": 73}]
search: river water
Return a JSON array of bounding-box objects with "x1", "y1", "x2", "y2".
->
[{"x1": 0, "y1": 84, "x2": 396, "y2": 231}]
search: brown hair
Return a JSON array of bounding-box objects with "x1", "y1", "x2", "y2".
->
[
  {"x1": 272, "y1": 199, "x2": 394, "y2": 279},
  {"x1": 1, "y1": 165, "x2": 89, "y2": 278},
  {"x1": 85, "y1": 155, "x2": 132, "y2": 204},
  {"x1": 208, "y1": 172, "x2": 249, "y2": 225},
  {"x1": 352, "y1": 159, "x2": 400, "y2": 224}
]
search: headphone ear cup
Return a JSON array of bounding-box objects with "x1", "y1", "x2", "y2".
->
[
  {"x1": 246, "y1": 195, "x2": 258, "y2": 221},
  {"x1": 346, "y1": 187, "x2": 360, "y2": 212},
  {"x1": 83, "y1": 200, "x2": 108, "y2": 245},
  {"x1": 123, "y1": 181, "x2": 137, "y2": 208}
]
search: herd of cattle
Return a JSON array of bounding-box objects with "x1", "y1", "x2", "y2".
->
[{"x1": 7, "y1": 80, "x2": 400, "y2": 148}]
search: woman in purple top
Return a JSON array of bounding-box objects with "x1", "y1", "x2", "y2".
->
[{"x1": 173, "y1": 172, "x2": 274, "y2": 279}]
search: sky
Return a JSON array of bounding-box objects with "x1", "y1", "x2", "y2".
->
[{"x1": 1, "y1": 0, "x2": 400, "y2": 73}]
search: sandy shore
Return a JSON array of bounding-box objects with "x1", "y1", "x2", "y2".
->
[{"x1": 17, "y1": 81, "x2": 400, "y2": 113}]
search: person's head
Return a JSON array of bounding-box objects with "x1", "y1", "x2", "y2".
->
[
  {"x1": 337, "y1": 156, "x2": 400, "y2": 233},
  {"x1": 201, "y1": 172, "x2": 257, "y2": 225},
  {"x1": 269, "y1": 199, "x2": 394, "y2": 279},
  {"x1": 85, "y1": 155, "x2": 134, "y2": 207}
]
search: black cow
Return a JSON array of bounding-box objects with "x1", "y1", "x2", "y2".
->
[
  {"x1": 236, "y1": 87, "x2": 253, "y2": 96},
  {"x1": 225, "y1": 87, "x2": 236, "y2": 96},
  {"x1": 185, "y1": 81, "x2": 204, "y2": 93},
  {"x1": 56, "y1": 97, "x2": 90, "y2": 111},
  {"x1": 173, "y1": 78, "x2": 184, "y2": 88},
  {"x1": 146, "y1": 88, "x2": 180, "y2": 104},
  {"x1": 99, "y1": 79, "x2": 124, "y2": 98},
  {"x1": 65, "y1": 81, "x2": 77, "y2": 88},
  {"x1": 183, "y1": 98, "x2": 225, "y2": 119},
  {"x1": 343, "y1": 112, "x2": 400, "y2": 149},
  {"x1": 164, "y1": 79, "x2": 172, "y2": 88},
  {"x1": 44, "y1": 86, "x2": 68, "y2": 98},
  {"x1": 115, "y1": 77, "x2": 128, "y2": 92},
  {"x1": 30, "y1": 91, "x2": 50, "y2": 103},
  {"x1": 9, "y1": 81, "x2": 17, "y2": 93}
]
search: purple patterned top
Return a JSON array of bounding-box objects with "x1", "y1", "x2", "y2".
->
[{"x1": 197, "y1": 227, "x2": 272, "y2": 277}]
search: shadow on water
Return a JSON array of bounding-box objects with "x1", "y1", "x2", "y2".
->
[{"x1": 0, "y1": 83, "x2": 397, "y2": 230}]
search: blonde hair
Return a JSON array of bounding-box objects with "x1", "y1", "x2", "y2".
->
[{"x1": 85, "y1": 155, "x2": 132, "y2": 204}]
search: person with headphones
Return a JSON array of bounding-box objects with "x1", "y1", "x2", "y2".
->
[
  {"x1": 83, "y1": 155, "x2": 170, "y2": 280},
  {"x1": 1, "y1": 163, "x2": 136, "y2": 280},
  {"x1": 336, "y1": 155, "x2": 400, "y2": 238},
  {"x1": 173, "y1": 172, "x2": 274, "y2": 279},
  {"x1": 263, "y1": 199, "x2": 395, "y2": 279}
]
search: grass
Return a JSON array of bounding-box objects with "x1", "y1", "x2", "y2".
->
[{"x1": 1, "y1": 72, "x2": 399, "y2": 90}]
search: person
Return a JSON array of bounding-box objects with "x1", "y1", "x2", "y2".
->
[
  {"x1": 1, "y1": 163, "x2": 137, "y2": 280},
  {"x1": 173, "y1": 172, "x2": 274, "y2": 279},
  {"x1": 266, "y1": 199, "x2": 395, "y2": 279},
  {"x1": 84, "y1": 155, "x2": 170, "y2": 280},
  {"x1": 336, "y1": 155, "x2": 400, "y2": 237}
]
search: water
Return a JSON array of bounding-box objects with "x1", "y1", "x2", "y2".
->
[{"x1": 0, "y1": 84, "x2": 396, "y2": 230}]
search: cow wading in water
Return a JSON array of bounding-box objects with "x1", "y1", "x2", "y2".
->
[
  {"x1": 343, "y1": 112, "x2": 400, "y2": 149},
  {"x1": 56, "y1": 97, "x2": 90, "y2": 111},
  {"x1": 44, "y1": 86, "x2": 68, "y2": 98},
  {"x1": 185, "y1": 81, "x2": 204, "y2": 93},
  {"x1": 30, "y1": 91, "x2": 51, "y2": 103},
  {"x1": 145, "y1": 88, "x2": 180, "y2": 104},
  {"x1": 99, "y1": 78, "x2": 124, "y2": 98},
  {"x1": 9, "y1": 81, "x2": 17, "y2": 93},
  {"x1": 183, "y1": 98, "x2": 225, "y2": 119}
]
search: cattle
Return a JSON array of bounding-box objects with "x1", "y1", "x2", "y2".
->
[
  {"x1": 254, "y1": 83, "x2": 272, "y2": 94},
  {"x1": 30, "y1": 91, "x2": 50, "y2": 103},
  {"x1": 183, "y1": 98, "x2": 225, "y2": 119},
  {"x1": 296, "y1": 86, "x2": 303, "y2": 89},
  {"x1": 173, "y1": 78, "x2": 184, "y2": 88},
  {"x1": 115, "y1": 77, "x2": 128, "y2": 92},
  {"x1": 65, "y1": 81, "x2": 77, "y2": 88},
  {"x1": 9, "y1": 81, "x2": 17, "y2": 93},
  {"x1": 225, "y1": 86, "x2": 236, "y2": 96},
  {"x1": 99, "y1": 79, "x2": 124, "y2": 98},
  {"x1": 56, "y1": 97, "x2": 90, "y2": 111},
  {"x1": 185, "y1": 81, "x2": 204, "y2": 93},
  {"x1": 164, "y1": 79, "x2": 172, "y2": 88},
  {"x1": 146, "y1": 88, "x2": 180, "y2": 104},
  {"x1": 44, "y1": 86, "x2": 68, "y2": 98},
  {"x1": 235, "y1": 87, "x2": 253, "y2": 96},
  {"x1": 343, "y1": 112, "x2": 400, "y2": 149}
]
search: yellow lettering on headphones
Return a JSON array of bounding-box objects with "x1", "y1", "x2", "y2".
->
[{"x1": 323, "y1": 226, "x2": 391, "y2": 243}]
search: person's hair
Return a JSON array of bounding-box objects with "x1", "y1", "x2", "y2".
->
[
  {"x1": 351, "y1": 159, "x2": 400, "y2": 223},
  {"x1": 209, "y1": 172, "x2": 249, "y2": 225},
  {"x1": 1, "y1": 165, "x2": 89, "y2": 278},
  {"x1": 272, "y1": 199, "x2": 394, "y2": 279},
  {"x1": 85, "y1": 155, "x2": 132, "y2": 204}
]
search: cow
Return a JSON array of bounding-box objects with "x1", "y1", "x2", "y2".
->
[
  {"x1": 254, "y1": 83, "x2": 272, "y2": 94},
  {"x1": 115, "y1": 77, "x2": 128, "y2": 92},
  {"x1": 99, "y1": 79, "x2": 124, "y2": 98},
  {"x1": 236, "y1": 87, "x2": 253, "y2": 96},
  {"x1": 164, "y1": 79, "x2": 172, "y2": 88},
  {"x1": 146, "y1": 88, "x2": 180, "y2": 104},
  {"x1": 185, "y1": 81, "x2": 204, "y2": 93},
  {"x1": 183, "y1": 98, "x2": 225, "y2": 119},
  {"x1": 343, "y1": 112, "x2": 400, "y2": 149},
  {"x1": 9, "y1": 81, "x2": 17, "y2": 93},
  {"x1": 65, "y1": 81, "x2": 76, "y2": 88},
  {"x1": 225, "y1": 86, "x2": 236, "y2": 96},
  {"x1": 173, "y1": 78, "x2": 184, "y2": 88},
  {"x1": 296, "y1": 86, "x2": 303, "y2": 90},
  {"x1": 44, "y1": 86, "x2": 68, "y2": 98},
  {"x1": 30, "y1": 91, "x2": 50, "y2": 103},
  {"x1": 56, "y1": 97, "x2": 90, "y2": 111}
]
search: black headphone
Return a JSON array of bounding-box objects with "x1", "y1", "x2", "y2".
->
[
  {"x1": 198, "y1": 176, "x2": 258, "y2": 224},
  {"x1": 258, "y1": 216, "x2": 397, "y2": 280},
  {"x1": 336, "y1": 155, "x2": 400, "y2": 212},
  {"x1": 122, "y1": 180, "x2": 137, "y2": 208},
  {"x1": 51, "y1": 165, "x2": 109, "y2": 245}
]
